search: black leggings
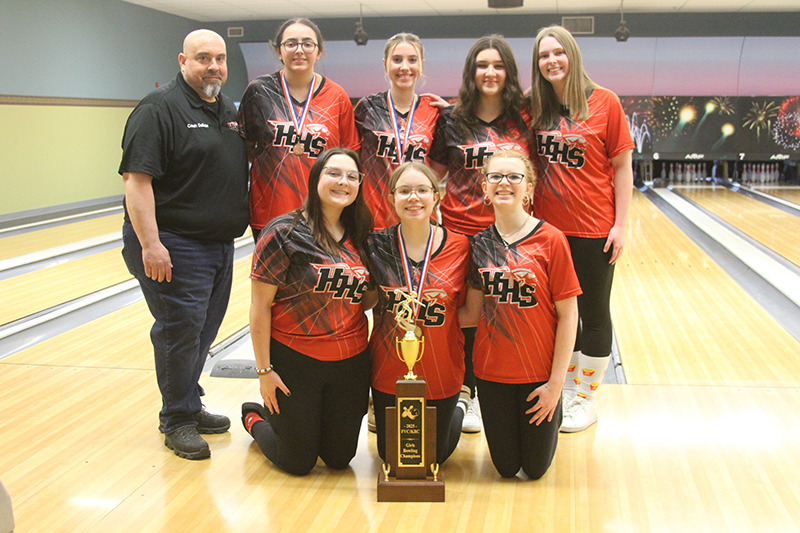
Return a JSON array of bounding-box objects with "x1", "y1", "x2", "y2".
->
[
  {"x1": 566, "y1": 236, "x2": 616, "y2": 357},
  {"x1": 249, "y1": 340, "x2": 370, "y2": 476},
  {"x1": 476, "y1": 378, "x2": 561, "y2": 479},
  {"x1": 251, "y1": 226, "x2": 263, "y2": 246},
  {"x1": 462, "y1": 327, "x2": 476, "y2": 396},
  {"x1": 372, "y1": 388, "x2": 463, "y2": 466}
]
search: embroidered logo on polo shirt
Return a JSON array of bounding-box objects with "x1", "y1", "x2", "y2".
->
[
  {"x1": 187, "y1": 123, "x2": 209, "y2": 128},
  {"x1": 227, "y1": 121, "x2": 240, "y2": 133}
]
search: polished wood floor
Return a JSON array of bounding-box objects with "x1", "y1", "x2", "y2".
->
[
  {"x1": 2, "y1": 192, "x2": 800, "y2": 532},
  {"x1": 753, "y1": 185, "x2": 800, "y2": 204},
  {"x1": 612, "y1": 189, "x2": 800, "y2": 387},
  {"x1": 0, "y1": 212, "x2": 123, "y2": 260},
  {"x1": 0, "y1": 248, "x2": 130, "y2": 325},
  {"x1": 677, "y1": 185, "x2": 800, "y2": 267}
]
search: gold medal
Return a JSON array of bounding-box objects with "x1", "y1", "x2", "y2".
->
[{"x1": 292, "y1": 143, "x2": 304, "y2": 155}]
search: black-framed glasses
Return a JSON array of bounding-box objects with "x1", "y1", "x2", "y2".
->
[
  {"x1": 281, "y1": 40, "x2": 319, "y2": 53},
  {"x1": 322, "y1": 166, "x2": 364, "y2": 184},
  {"x1": 391, "y1": 186, "x2": 434, "y2": 199},
  {"x1": 484, "y1": 172, "x2": 526, "y2": 184}
]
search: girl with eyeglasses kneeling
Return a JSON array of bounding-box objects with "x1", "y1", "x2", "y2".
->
[
  {"x1": 365, "y1": 162, "x2": 470, "y2": 466},
  {"x1": 459, "y1": 151, "x2": 580, "y2": 479},
  {"x1": 242, "y1": 148, "x2": 374, "y2": 476}
]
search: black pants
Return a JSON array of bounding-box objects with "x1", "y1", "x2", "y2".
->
[
  {"x1": 476, "y1": 378, "x2": 561, "y2": 479},
  {"x1": 251, "y1": 226, "x2": 262, "y2": 247},
  {"x1": 462, "y1": 326, "x2": 476, "y2": 396},
  {"x1": 250, "y1": 340, "x2": 370, "y2": 476},
  {"x1": 566, "y1": 236, "x2": 616, "y2": 357},
  {"x1": 372, "y1": 388, "x2": 463, "y2": 466}
]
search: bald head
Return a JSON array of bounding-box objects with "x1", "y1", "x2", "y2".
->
[{"x1": 179, "y1": 29, "x2": 228, "y2": 102}]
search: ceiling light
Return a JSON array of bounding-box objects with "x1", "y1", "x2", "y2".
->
[
  {"x1": 354, "y1": 5, "x2": 368, "y2": 46},
  {"x1": 615, "y1": 0, "x2": 630, "y2": 42}
]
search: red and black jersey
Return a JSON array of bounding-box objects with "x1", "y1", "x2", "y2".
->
[
  {"x1": 367, "y1": 226, "x2": 470, "y2": 399},
  {"x1": 532, "y1": 87, "x2": 634, "y2": 238},
  {"x1": 467, "y1": 220, "x2": 581, "y2": 384},
  {"x1": 238, "y1": 73, "x2": 359, "y2": 231},
  {"x1": 251, "y1": 213, "x2": 370, "y2": 360},
  {"x1": 355, "y1": 92, "x2": 439, "y2": 230},
  {"x1": 429, "y1": 106, "x2": 530, "y2": 236}
]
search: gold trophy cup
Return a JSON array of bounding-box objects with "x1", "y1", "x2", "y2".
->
[{"x1": 393, "y1": 288, "x2": 425, "y2": 379}]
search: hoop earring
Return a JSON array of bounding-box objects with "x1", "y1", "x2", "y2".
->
[
  {"x1": 522, "y1": 195, "x2": 530, "y2": 207},
  {"x1": 484, "y1": 195, "x2": 492, "y2": 207}
]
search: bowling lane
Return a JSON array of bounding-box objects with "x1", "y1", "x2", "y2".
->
[
  {"x1": 0, "y1": 212, "x2": 123, "y2": 260},
  {"x1": 753, "y1": 185, "x2": 800, "y2": 206},
  {"x1": 0, "y1": 248, "x2": 130, "y2": 326},
  {"x1": 676, "y1": 185, "x2": 800, "y2": 268},
  {"x1": 611, "y1": 190, "x2": 800, "y2": 387},
  {"x1": 3, "y1": 257, "x2": 252, "y2": 368}
]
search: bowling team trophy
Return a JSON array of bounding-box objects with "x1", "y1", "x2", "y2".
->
[{"x1": 377, "y1": 289, "x2": 444, "y2": 502}]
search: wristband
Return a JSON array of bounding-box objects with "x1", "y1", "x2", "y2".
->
[{"x1": 256, "y1": 365, "x2": 274, "y2": 376}]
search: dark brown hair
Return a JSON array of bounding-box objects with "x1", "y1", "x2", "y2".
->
[
  {"x1": 299, "y1": 148, "x2": 373, "y2": 259},
  {"x1": 452, "y1": 35, "x2": 526, "y2": 136}
]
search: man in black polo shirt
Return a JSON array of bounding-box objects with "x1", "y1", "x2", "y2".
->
[{"x1": 119, "y1": 29, "x2": 249, "y2": 460}]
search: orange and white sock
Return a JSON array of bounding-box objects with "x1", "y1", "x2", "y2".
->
[
  {"x1": 564, "y1": 350, "x2": 581, "y2": 394},
  {"x1": 576, "y1": 353, "x2": 609, "y2": 402}
]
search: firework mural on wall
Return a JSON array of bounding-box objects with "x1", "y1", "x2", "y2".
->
[
  {"x1": 742, "y1": 100, "x2": 779, "y2": 142},
  {"x1": 773, "y1": 97, "x2": 800, "y2": 150},
  {"x1": 617, "y1": 96, "x2": 800, "y2": 158},
  {"x1": 621, "y1": 96, "x2": 652, "y2": 154}
]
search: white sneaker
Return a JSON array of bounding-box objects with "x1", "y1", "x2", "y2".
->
[
  {"x1": 461, "y1": 392, "x2": 482, "y2": 433},
  {"x1": 560, "y1": 397, "x2": 597, "y2": 433},
  {"x1": 562, "y1": 388, "x2": 577, "y2": 409}
]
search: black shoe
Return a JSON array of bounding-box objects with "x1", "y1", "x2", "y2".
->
[
  {"x1": 241, "y1": 402, "x2": 267, "y2": 435},
  {"x1": 194, "y1": 408, "x2": 231, "y2": 434},
  {"x1": 164, "y1": 426, "x2": 211, "y2": 460}
]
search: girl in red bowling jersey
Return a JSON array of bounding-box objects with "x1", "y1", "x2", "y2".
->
[
  {"x1": 529, "y1": 25, "x2": 634, "y2": 433},
  {"x1": 355, "y1": 33, "x2": 440, "y2": 230},
  {"x1": 238, "y1": 18, "x2": 359, "y2": 242},
  {"x1": 429, "y1": 35, "x2": 530, "y2": 432},
  {"x1": 241, "y1": 148, "x2": 374, "y2": 476},
  {"x1": 460, "y1": 150, "x2": 580, "y2": 479},
  {"x1": 366, "y1": 162, "x2": 470, "y2": 465}
]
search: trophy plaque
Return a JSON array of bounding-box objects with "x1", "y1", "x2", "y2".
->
[{"x1": 377, "y1": 289, "x2": 445, "y2": 502}]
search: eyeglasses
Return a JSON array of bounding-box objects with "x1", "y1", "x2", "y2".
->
[
  {"x1": 281, "y1": 40, "x2": 319, "y2": 54},
  {"x1": 484, "y1": 172, "x2": 526, "y2": 184},
  {"x1": 392, "y1": 186, "x2": 435, "y2": 199},
  {"x1": 322, "y1": 166, "x2": 364, "y2": 184}
]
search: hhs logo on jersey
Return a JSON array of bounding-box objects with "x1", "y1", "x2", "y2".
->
[
  {"x1": 375, "y1": 132, "x2": 428, "y2": 164},
  {"x1": 458, "y1": 141, "x2": 521, "y2": 169},
  {"x1": 537, "y1": 131, "x2": 586, "y2": 169},
  {"x1": 382, "y1": 286, "x2": 446, "y2": 326},
  {"x1": 312, "y1": 263, "x2": 369, "y2": 303},
  {"x1": 269, "y1": 120, "x2": 329, "y2": 157},
  {"x1": 479, "y1": 266, "x2": 538, "y2": 308}
]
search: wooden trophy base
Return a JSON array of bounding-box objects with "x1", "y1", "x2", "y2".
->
[
  {"x1": 377, "y1": 379, "x2": 445, "y2": 502},
  {"x1": 377, "y1": 471, "x2": 445, "y2": 502}
]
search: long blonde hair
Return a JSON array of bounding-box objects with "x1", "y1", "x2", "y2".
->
[{"x1": 530, "y1": 25, "x2": 595, "y2": 130}]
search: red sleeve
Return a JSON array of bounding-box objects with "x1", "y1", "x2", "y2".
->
[
  {"x1": 603, "y1": 89, "x2": 634, "y2": 160},
  {"x1": 251, "y1": 220, "x2": 291, "y2": 286}
]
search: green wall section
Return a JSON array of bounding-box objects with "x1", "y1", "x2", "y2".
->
[{"x1": 0, "y1": 104, "x2": 131, "y2": 216}]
